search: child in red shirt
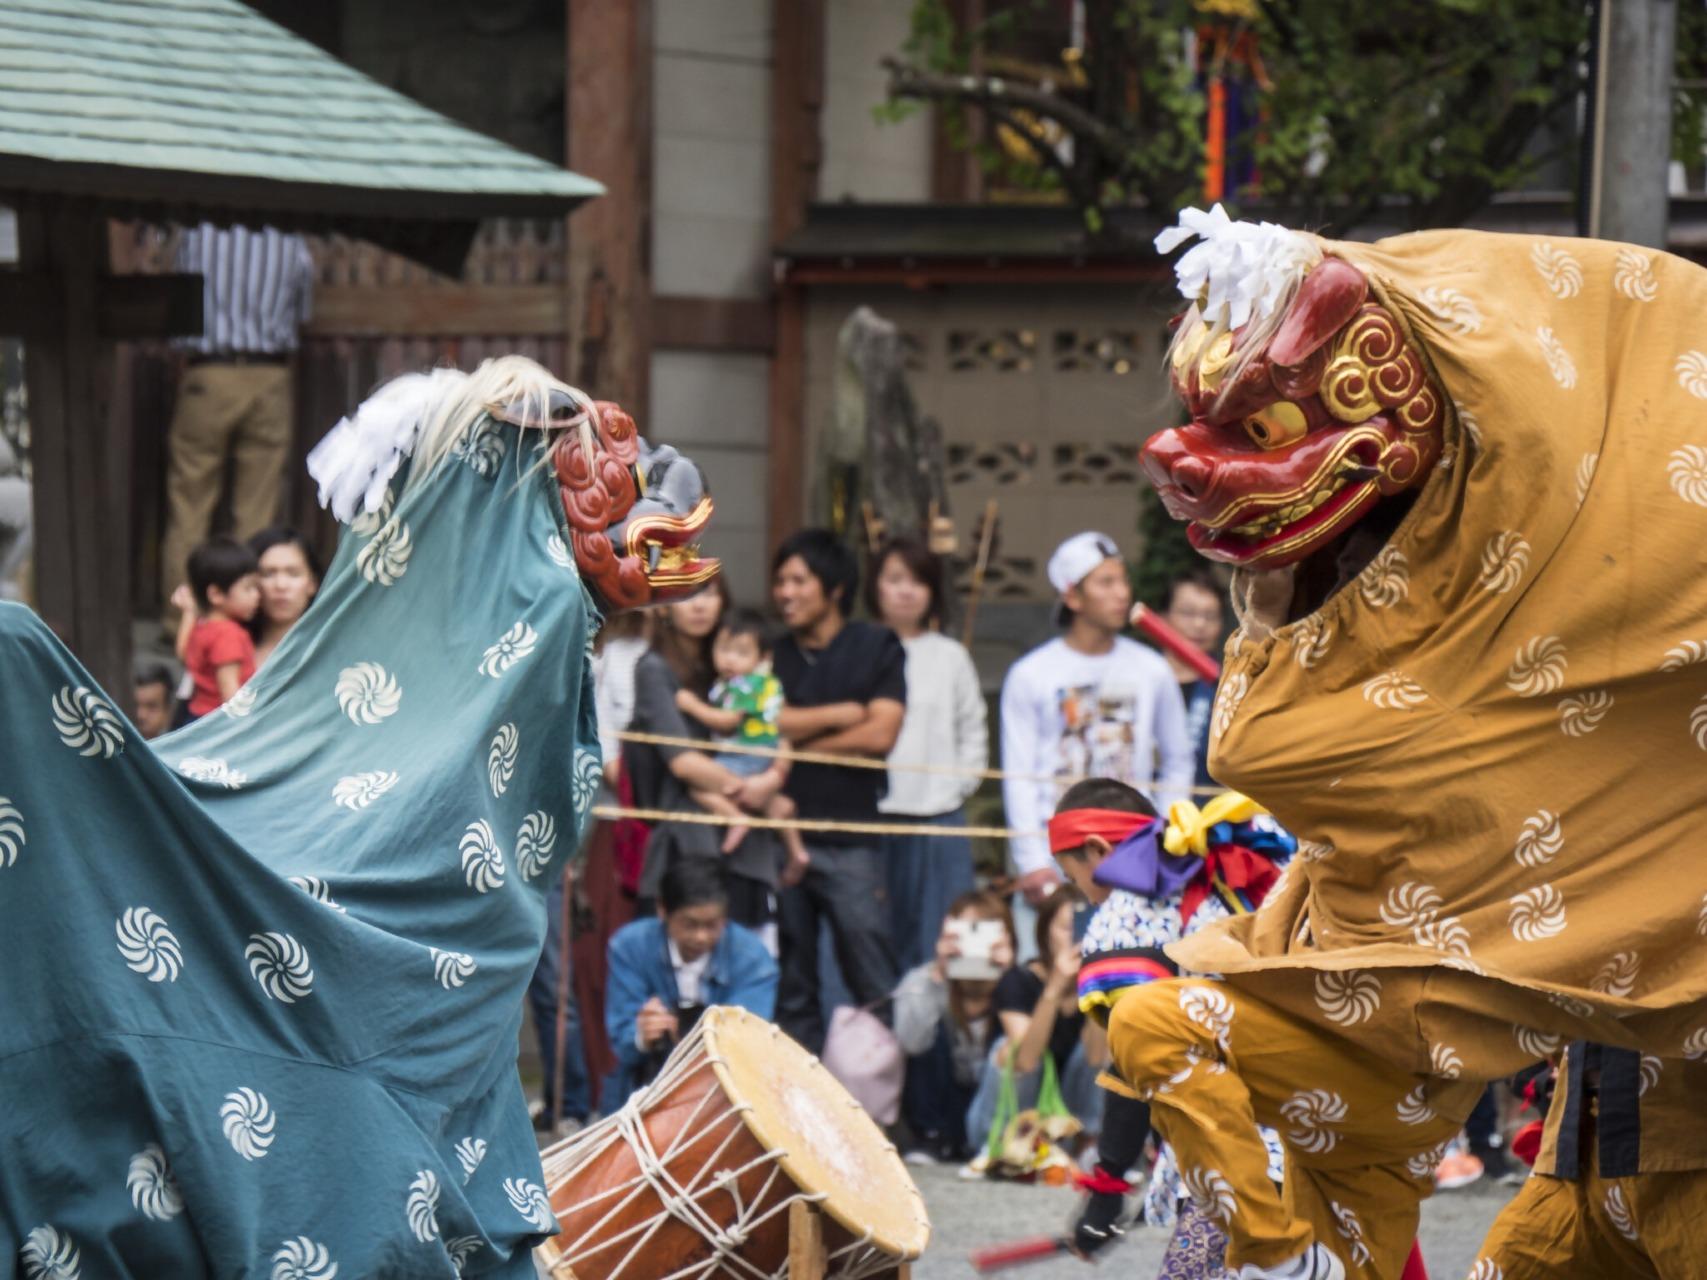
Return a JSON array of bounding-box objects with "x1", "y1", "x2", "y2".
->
[{"x1": 175, "y1": 537, "x2": 261, "y2": 718}]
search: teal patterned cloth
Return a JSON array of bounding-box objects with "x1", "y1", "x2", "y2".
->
[{"x1": 0, "y1": 419, "x2": 598, "y2": 1277}]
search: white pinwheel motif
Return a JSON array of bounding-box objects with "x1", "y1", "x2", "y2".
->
[
  {"x1": 515, "y1": 812, "x2": 559, "y2": 881},
  {"x1": 1313, "y1": 970, "x2": 1380, "y2": 1027},
  {"x1": 52, "y1": 685, "x2": 124, "y2": 758},
  {"x1": 1614, "y1": 248, "x2": 1659, "y2": 301},
  {"x1": 1514, "y1": 1025, "x2": 1562, "y2": 1059},
  {"x1": 1515, "y1": 809, "x2": 1563, "y2": 867},
  {"x1": 1413, "y1": 914, "x2": 1473, "y2": 958},
  {"x1": 1417, "y1": 286, "x2": 1482, "y2": 334},
  {"x1": 1676, "y1": 351, "x2": 1707, "y2": 399},
  {"x1": 1639, "y1": 1054, "x2": 1663, "y2": 1097},
  {"x1": 455, "y1": 1136, "x2": 488, "y2": 1181},
  {"x1": 332, "y1": 770, "x2": 399, "y2": 810},
  {"x1": 1591, "y1": 950, "x2": 1640, "y2": 998},
  {"x1": 1178, "y1": 985, "x2": 1234, "y2": 1053},
  {"x1": 1380, "y1": 882, "x2": 1442, "y2": 928},
  {"x1": 406, "y1": 1169, "x2": 441, "y2": 1242},
  {"x1": 1405, "y1": 1141, "x2": 1451, "y2": 1181},
  {"x1": 350, "y1": 486, "x2": 394, "y2": 538},
  {"x1": 1693, "y1": 696, "x2": 1707, "y2": 751},
  {"x1": 459, "y1": 819, "x2": 506, "y2": 892},
  {"x1": 504, "y1": 1177, "x2": 556, "y2": 1231},
  {"x1": 1575, "y1": 452, "x2": 1597, "y2": 506},
  {"x1": 479, "y1": 620, "x2": 538, "y2": 677},
  {"x1": 288, "y1": 875, "x2": 346, "y2": 913},
  {"x1": 1361, "y1": 670, "x2": 1427, "y2": 711},
  {"x1": 21, "y1": 1225, "x2": 81, "y2": 1280},
  {"x1": 1662, "y1": 640, "x2": 1707, "y2": 672},
  {"x1": 1455, "y1": 402, "x2": 1485, "y2": 452},
  {"x1": 223, "y1": 685, "x2": 258, "y2": 718},
  {"x1": 1280, "y1": 1089, "x2": 1347, "y2": 1154},
  {"x1": 1558, "y1": 690, "x2": 1612, "y2": 737},
  {"x1": 456, "y1": 426, "x2": 506, "y2": 476},
  {"x1": 1667, "y1": 445, "x2": 1707, "y2": 506},
  {"x1": 1477, "y1": 531, "x2": 1530, "y2": 594},
  {"x1": 1535, "y1": 326, "x2": 1577, "y2": 389},
  {"x1": 1505, "y1": 636, "x2": 1567, "y2": 697},
  {"x1": 1548, "y1": 990, "x2": 1596, "y2": 1019},
  {"x1": 1682, "y1": 1026, "x2": 1707, "y2": 1060},
  {"x1": 271, "y1": 1237, "x2": 338, "y2": 1280},
  {"x1": 1604, "y1": 1185, "x2": 1639, "y2": 1243},
  {"x1": 1430, "y1": 1043, "x2": 1464, "y2": 1079},
  {"x1": 1700, "y1": 893, "x2": 1707, "y2": 937},
  {"x1": 116, "y1": 907, "x2": 183, "y2": 982},
  {"x1": 1296, "y1": 838, "x2": 1334, "y2": 864},
  {"x1": 177, "y1": 756, "x2": 248, "y2": 788},
  {"x1": 356, "y1": 517, "x2": 413, "y2": 586},
  {"x1": 1359, "y1": 546, "x2": 1409, "y2": 609},
  {"x1": 572, "y1": 747, "x2": 602, "y2": 814},
  {"x1": 0, "y1": 796, "x2": 24, "y2": 868},
  {"x1": 488, "y1": 724, "x2": 519, "y2": 797},
  {"x1": 1292, "y1": 615, "x2": 1331, "y2": 670},
  {"x1": 1330, "y1": 1201, "x2": 1371, "y2": 1267},
  {"x1": 1531, "y1": 241, "x2": 1583, "y2": 297},
  {"x1": 1509, "y1": 884, "x2": 1567, "y2": 942},
  {"x1": 126, "y1": 1144, "x2": 184, "y2": 1220},
  {"x1": 1181, "y1": 1166, "x2": 1236, "y2": 1224},
  {"x1": 1395, "y1": 1084, "x2": 1434, "y2": 1125},
  {"x1": 1210, "y1": 672, "x2": 1248, "y2": 742},
  {"x1": 335, "y1": 662, "x2": 402, "y2": 725},
  {"x1": 432, "y1": 948, "x2": 478, "y2": 990},
  {"x1": 246, "y1": 932, "x2": 314, "y2": 1003},
  {"x1": 446, "y1": 1237, "x2": 484, "y2": 1276},
  {"x1": 220, "y1": 1087, "x2": 276, "y2": 1159},
  {"x1": 547, "y1": 533, "x2": 574, "y2": 570},
  {"x1": 1468, "y1": 1261, "x2": 1505, "y2": 1280}
]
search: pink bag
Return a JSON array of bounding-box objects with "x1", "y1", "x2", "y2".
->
[{"x1": 819, "y1": 1004, "x2": 903, "y2": 1126}]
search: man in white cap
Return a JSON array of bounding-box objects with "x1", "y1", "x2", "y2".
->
[{"x1": 999, "y1": 532, "x2": 1193, "y2": 921}]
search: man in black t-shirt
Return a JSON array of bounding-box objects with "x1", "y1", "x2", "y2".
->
[{"x1": 769, "y1": 529, "x2": 906, "y2": 1051}]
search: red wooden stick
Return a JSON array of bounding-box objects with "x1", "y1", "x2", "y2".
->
[
  {"x1": 970, "y1": 1236, "x2": 1069, "y2": 1272},
  {"x1": 1130, "y1": 603, "x2": 1222, "y2": 683}
]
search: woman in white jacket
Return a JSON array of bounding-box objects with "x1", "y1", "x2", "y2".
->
[{"x1": 868, "y1": 537, "x2": 990, "y2": 971}]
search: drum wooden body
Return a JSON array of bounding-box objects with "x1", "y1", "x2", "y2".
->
[{"x1": 537, "y1": 1007, "x2": 929, "y2": 1280}]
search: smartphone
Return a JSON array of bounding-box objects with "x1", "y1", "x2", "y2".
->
[{"x1": 945, "y1": 918, "x2": 1005, "y2": 981}]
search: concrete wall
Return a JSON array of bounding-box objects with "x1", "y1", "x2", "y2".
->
[
  {"x1": 818, "y1": 0, "x2": 932, "y2": 201},
  {"x1": 650, "y1": 0, "x2": 775, "y2": 604}
]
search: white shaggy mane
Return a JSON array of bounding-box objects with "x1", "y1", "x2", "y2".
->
[{"x1": 309, "y1": 355, "x2": 596, "y2": 524}]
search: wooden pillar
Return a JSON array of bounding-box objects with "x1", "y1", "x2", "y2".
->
[
  {"x1": 767, "y1": 0, "x2": 825, "y2": 554},
  {"x1": 566, "y1": 0, "x2": 653, "y2": 419},
  {"x1": 16, "y1": 199, "x2": 130, "y2": 700}
]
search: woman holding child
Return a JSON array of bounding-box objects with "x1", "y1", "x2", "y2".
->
[{"x1": 627, "y1": 580, "x2": 788, "y2": 931}]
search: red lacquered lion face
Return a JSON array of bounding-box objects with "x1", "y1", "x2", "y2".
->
[{"x1": 1140, "y1": 258, "x2": 1445, "y2": 569}]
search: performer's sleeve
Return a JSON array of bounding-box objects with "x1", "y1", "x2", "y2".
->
[
  {"x1": 1000, "y1": 661, "x2": 1051, "y2": 876},
  {"x1": 1152, "y1": 666, "x2": 1195, "y2": 809},
  {"x1": 1094, "y1": 1088, "x2": 1152, "y2": 1176},
  {"x1": 604, "y1": 937, "x2": 651, "y2": 1075},
  {"x1": 952, "y1": 644, "x2": 989, "y2": 807}
]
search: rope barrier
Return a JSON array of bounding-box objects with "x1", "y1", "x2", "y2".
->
[
  {"x1": 615, "y1": 728, "x2": 1230, "y2": 797},
  {"x1": 592, "y1": 804, "x2": 1043, "y2": 840}
]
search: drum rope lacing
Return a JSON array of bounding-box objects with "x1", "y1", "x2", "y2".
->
[{"x1": 540, "y1": 1022, "x2": 909, "y2": 1280}]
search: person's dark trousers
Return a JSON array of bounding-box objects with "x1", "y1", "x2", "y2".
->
[
  {"x1": 526, "y1": 879, "x2": 590, "y2": 1122},
  {"x1": 777, "y1": 840, "x2": 897, "y2": 1054},
  {"x1": 901, "y1": 1023, "x2": 974, "y2": 1159}
]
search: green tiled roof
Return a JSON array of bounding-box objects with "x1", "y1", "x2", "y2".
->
[{"x1": 0, "y1": 0, "x2": 602, "y2": 215}]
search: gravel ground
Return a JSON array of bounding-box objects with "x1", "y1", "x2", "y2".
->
[{"x1": 906, "y1": 1163, "x2": 1521, "y2": 1280}]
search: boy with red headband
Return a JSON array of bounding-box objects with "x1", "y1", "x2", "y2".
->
[{"x1": 1049, "y1": 778, "x2": 1299, "y2": 1277}]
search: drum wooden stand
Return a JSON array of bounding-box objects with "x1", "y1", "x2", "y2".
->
[{"x1": 537, "y1": 1007, "x2": 929, "y2": 1280}]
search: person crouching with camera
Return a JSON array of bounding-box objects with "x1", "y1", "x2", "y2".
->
[{"x1": 605, "y1": 860, "x2": 778, "y2": 1106}]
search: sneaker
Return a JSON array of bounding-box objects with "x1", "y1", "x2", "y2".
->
[
  {"x1": 1474, "y1": 1142, "x2": 1526, "y2": 1186},
  {"x1": 1238, "y1": 1243, "x2": 1347, "y2": 1279},
  {"x1": 1434, "y1": 1148, "x2": 1485, "y2": 1190},
  {"x1": 902, "y1": 1148, "x2": 939, "y2": 1167}
]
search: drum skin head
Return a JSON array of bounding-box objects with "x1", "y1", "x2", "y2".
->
[{"x1": 703, "y1": 1007, "x2": 932, "y2": 1259}]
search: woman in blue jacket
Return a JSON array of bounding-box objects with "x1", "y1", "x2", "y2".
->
[{"x1": 605, "y1": 859, "x2": 779, "y2": 1104}]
